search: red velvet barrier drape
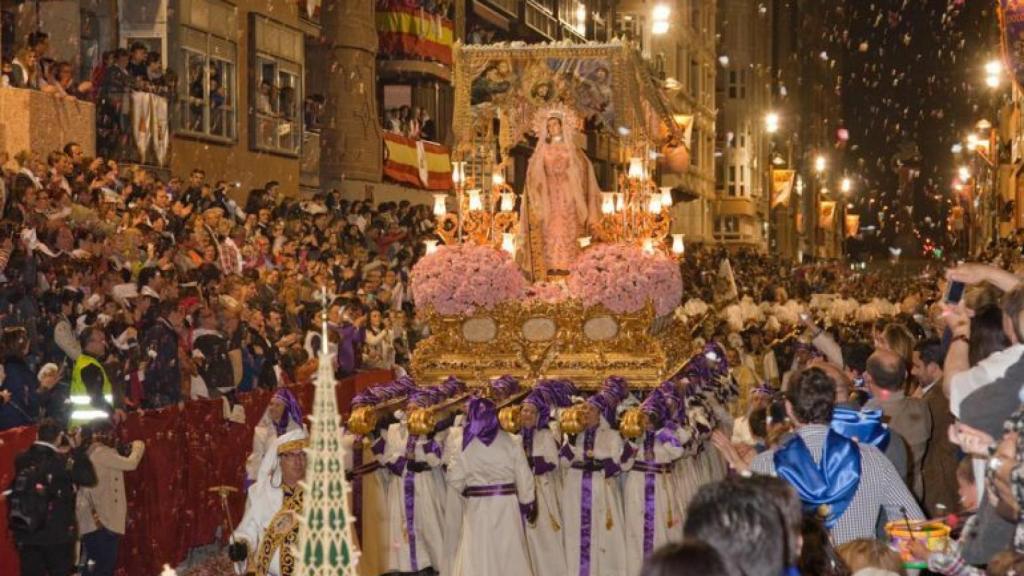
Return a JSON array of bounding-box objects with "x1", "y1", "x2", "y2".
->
[{"x1": 0, "y1": 370, "x2": 393, "y2": 576}]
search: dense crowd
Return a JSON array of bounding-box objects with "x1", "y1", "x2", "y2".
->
[
  {"x1": 0, "y1": 141, "x2": 436, "y2": 435},
  {"x1": 7, "y1": 143, "x2": 1024, "y2": 574}
]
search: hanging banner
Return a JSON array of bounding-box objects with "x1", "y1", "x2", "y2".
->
[
  {"x1": 844, "y1": 213, "x2": 860, "y2": 238},
  {"x1": 999, "y1": 1, "x2": 1024, "y2": 88},
  {"x1": 819, "y1": 201, "x2": 837, "y2": 230},
  {"x1": 771, "y1": 169, "x2": 795, "y2": 208},
  {"x1": 383, "y1": 132, "x2": 452, "y2": 190},
  {"x1": 376, "y1": 2, "x2": 455, "y2": 65}
]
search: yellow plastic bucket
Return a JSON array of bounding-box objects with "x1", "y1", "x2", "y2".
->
[{"x1": 884, "y1": 520, "x2": 951, "y2": 567}]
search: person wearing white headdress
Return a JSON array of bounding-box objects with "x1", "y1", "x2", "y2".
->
[{"x1": 230, "y1": 429, "x2": 308, "y2": 576}]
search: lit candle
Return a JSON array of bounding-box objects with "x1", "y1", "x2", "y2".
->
[
  {"x1": 671, "y1": 233, "x2": 685, "y2": 255},
  {"x1": 432, "y1": 194, "x2": 447, "y2": 217},
  {"x1": 500, "y1": 192, "x2": 516, "y2": 212},
  {"x1": 628, "y1": 157, "x2": 644, "y2": 180},
  {"x1": 660, "y1": 186, "x2": 673, "y2": 207},
  {"x1": 642, "y1": 238, "x2": 656, "y2": 255},
  {"x1": 647, "y1": 195, "x2": 663, "y2": 214},
  {"x1": 424, "y1": 239, "x2": 439, "y2": 255},
  {"x1": 492, "y1": 171, "x2": 505, "y2": 187},
  {"x1": 578, "y1": 236, "x2": 592, "y2": 248},
  {"x1": 467, "y1": 189, "x2": 483, "y2": 212},
  {"x1": 614, "y1": 192, "x2": 625, "y2": 213},
  {"x1": 501, "y1": 233, "x2": 516, "y2": 255},
  {"x1": 601, "y1": 192, "x2": 615, "y2": 215}
]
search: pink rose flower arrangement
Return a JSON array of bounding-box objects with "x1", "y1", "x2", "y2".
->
[
  {"x1": 567, "y1": 243, "x2": 683, "y2": 316},
  {"x1": 411, "y1": 244, "x2": 528, "y2": 316}
]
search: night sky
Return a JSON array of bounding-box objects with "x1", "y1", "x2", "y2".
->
[{"x1": 840, "y1": 0, "x2": 999, "y2": 251}]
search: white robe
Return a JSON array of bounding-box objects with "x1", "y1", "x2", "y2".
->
[
  {"x1": 447, "y1": 430, "x2": 535, "y2": 576},
  {"x1": 623, "y1": 430, "x2": 686, "y2": 576},
  {"x1": 343, "y1": 431, "x2": 389, "y2": 576},
  {"x1": 232, "y1": 430, "x2": 308, "y2": 576},
  {"x1": 233, "y1": 482, "x2": 287, "y2": 576},
  {"x1": 561, "y1": 420, "x2": 628, "y2": 576},
  {"x1": 522, "y1": 427, "x2": 567, "y2": 576},
  {"x1": 439, "y1": 423, "x2": 464, "y2": 576},
  {"x1": 383, "y1": 422, "x2": 446, "y2": 573}
]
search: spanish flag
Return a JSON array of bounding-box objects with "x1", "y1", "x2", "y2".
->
[
  {"x1": 383, "y1": 132, "x2": 452, "y2": 190},
  {"x1": 376, "y1": 5, "x2": 454, "y2": 66}
]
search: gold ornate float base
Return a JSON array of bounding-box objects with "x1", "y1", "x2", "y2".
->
[{"x1": 411, "y1": 300, "x2": 694, "y2": 389}]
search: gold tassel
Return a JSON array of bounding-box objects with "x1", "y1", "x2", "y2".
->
[
  {"x1": 663, "y1": 475, "x2": 677, "y2": 529},
  {"x1": 538, "y1": 481, "x2": 561, "y2": 531}
]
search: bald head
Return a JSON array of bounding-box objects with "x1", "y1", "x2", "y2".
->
[{"x1": 866, "y1": 349, "x2": 906, "y2": 393}]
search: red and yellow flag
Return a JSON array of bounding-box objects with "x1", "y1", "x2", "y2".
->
[
  {"x1": 383, "y1": 132, "x2": 452, "y2": 190},
  {"x1": 376, "y1": 5, "x2": 454, "y2": 65}
]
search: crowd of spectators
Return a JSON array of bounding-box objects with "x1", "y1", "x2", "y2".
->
[{"x1": 0, "y1": 141, "x2": 436, "y2": 435}]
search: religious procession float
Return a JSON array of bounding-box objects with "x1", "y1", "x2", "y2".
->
[{"x1": 407, "y1": 41, "x2": 699, "y2": 392}]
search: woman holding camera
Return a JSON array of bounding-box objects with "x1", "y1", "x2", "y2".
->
[{"x1": 75, "y1": 419, "x2": 145, "y2": 576}]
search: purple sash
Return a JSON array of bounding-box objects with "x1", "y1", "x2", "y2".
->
[
  {"x1": 403, "y1": 435, "x2": 418, "y2": 571},
  {"x1": 463, "y1": 483, "x2": 517, "y2": 497},
  {"x1": 352, "y1": 435, "x2": 364, "y2": 542},
  {"x1": 642, "y1": 433, "x2": 656, "y2": 558},
  {"x1": 579, "y1": 429, "x2": 596, "y2": 576}
]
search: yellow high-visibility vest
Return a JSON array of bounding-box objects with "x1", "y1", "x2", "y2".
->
[{"x1": 69, "y1": 354, "x2": 113, "y2": 425}]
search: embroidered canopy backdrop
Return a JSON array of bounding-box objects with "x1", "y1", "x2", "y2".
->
[{"x1": 452, "y1": 41, "x2": 681, "y2": 158}]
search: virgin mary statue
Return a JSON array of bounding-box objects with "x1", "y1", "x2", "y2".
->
[{"x1": 521, "y1": 106, "x2": 601, "y2": 280}]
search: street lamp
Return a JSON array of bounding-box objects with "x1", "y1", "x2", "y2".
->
[
  {"x1": 652, "y1": 4, "x2": 670, "y2": 35},
  {"x1": 814, "y1": 154, "x2": 827, "y2": 174},
  {"x1": 841, "y1": 177, "x2": 852, "y2": 194},
  {"x1": 765, "y1": 112, "x2": 779, "y2": 134},
  {"x1": 958, "y1": 166, "x2": 970, "y2": 181},
  {"x1": 985, "y1": 59, "x2": 1003, "y2": 88},
  {"x1": 966, "y1": 133, "x2": 979, "y2": 151}
]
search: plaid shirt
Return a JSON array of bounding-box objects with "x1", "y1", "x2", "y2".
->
[{"x1": 752, "y1": 424, "x2": 924, "y2": 544}]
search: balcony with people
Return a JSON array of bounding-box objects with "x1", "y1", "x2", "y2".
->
[{"x1": 0, "y1": 30, "x2": 97, "y2": 159}]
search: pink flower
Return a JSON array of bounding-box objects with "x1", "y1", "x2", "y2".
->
[
  {"x1": 411, "y1": 244, "x2": 528, "y2": 316},
  {"x1": 566, "y1": 243, "x2": 682, "y2": 316}
]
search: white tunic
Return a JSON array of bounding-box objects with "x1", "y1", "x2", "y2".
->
[
  {"x1": 623, "y1": 429, "x2": 686, "y2": 576},
  {"x1": 342, "y1": 431, "x2": 389, "y2": 576},
  {"x1": 521, "y1": 427, "x2": 567, "y2": 576},
  {"x1": 560, "y1": 420, "x2": 628, "y2": 576},
  {"x1": 447, "y1": 430, "x2": 535, "y2": 576},
  {"x1": 439, "y1": 424, "x2": 464, "y2": 576},
  {"x1": 383, "y1": 422, "x2": 446, "y2": 573}
]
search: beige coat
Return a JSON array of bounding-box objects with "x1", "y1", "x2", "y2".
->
[{"x1": 76, "y1": 441, "x2": 145, "y2": 535}]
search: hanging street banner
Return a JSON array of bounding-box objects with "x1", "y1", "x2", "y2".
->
[
  {"x1": 844, "y1": 214, "x2": 860, "y2": 238},
  {"x1": 771, "y1": 169, "x2": 795, "y2": 208},
  {"x1": 819, "y1": 201, "x2": 837, "y2": 230}
]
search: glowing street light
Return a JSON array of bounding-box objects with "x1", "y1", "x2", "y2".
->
[
  {"x1": 958, "y1": 166, "x2": 970, "y2": 181},
  {"x1": 985, "y1": 59, "x2": 1004, "y2": 88},
  {"x1": 814, "y1": 154, "x2": 827, "y2": 174},
  {"x1": 652, "y1": 4, "x2": 670, "y2": 35},
  {"x1": 966, "y1": 133, "x2": 979, "y2": 151},
  {"x1": 765, "y1": 112, "x2": 780, "y2": 134},
  {"x1": 840, "y1": 177, "x2": 852, "y2": 194}
]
